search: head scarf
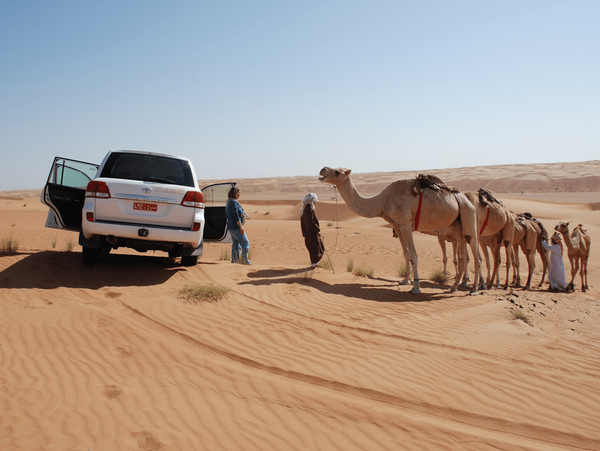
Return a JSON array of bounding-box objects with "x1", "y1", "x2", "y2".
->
[
  {"x1": 301, "y1": 193, "x2": 318, "y2": 214},
  {"x1": 551, "y1": 232, "x2": 563, "y2": 255}
]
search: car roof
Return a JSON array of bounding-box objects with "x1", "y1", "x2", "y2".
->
[{"x1": 109, "y1": 149, "x2": 191, "y2": 161}]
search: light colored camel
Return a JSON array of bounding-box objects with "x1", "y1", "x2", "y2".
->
[
  {"x1": 510, "y1": 213, "x2": 549, "y2": 290},
  {"x1": 420, "y1": 227, "x2": 471, "y2": 286},
  {"x1": 319, "y1": 167, "x2": 482, "y2": 294},
  {"x1": 479, "y1": 231, "x2": 503, "y2": 288},
  {"x1": 555, "y1": 222, "x2": 591, "y2": 292},
  {"x1": 464, "y1": 190, "x2": 517, "y2": 289}
]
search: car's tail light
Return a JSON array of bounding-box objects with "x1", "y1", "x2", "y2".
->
[
  {"x1": 86, "y1": 181, "x2": 111, "y2": 198},
  {"x1": 181, "y1": 191, "x2": 205, "y2": 208},
  {"x1": 192, "y1": 222, "x2": 201, "y2": 231},
  {"x1": 86, "y1": 212, "x2": 94, "y2": 222}
]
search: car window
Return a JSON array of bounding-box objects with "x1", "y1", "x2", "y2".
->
[
  {"x1": 49, "y1": 159, "x2": 98, "y2": 189},
  {"x1": 202, "y1": 183, "x2": 234, "y2": 207},
  {"x1": 100, "y1": 153, "x2": 194, "y2": 187}
]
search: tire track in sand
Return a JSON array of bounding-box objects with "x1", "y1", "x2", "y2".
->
[{"x1": 118, "y1": 300, "x2": 600, "y2": 451}]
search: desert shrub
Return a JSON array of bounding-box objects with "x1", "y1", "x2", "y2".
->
[
  {"x1": 320, "y1": 258, "x2": 333, "y2": 271},
  {"x1": 510, "y1": 308, "x2": 531, "y2": 324},
  {"x1": 51, "y1": 236, "x2": 58, "y2": 248},
  {"x1": 219, "y1": 247, "x2": 231, "y2": 261},
  {"x1": 353, "y1": 266, "x2": 374, "y2": 278},
  {"x1": 1, "y1": 236, "x2": 19, "y2": 255},
  {"x1": 65, "y1": 238, "x2": 75, "y2": 252},
  {"x1": 346, "y1": 258, "x2": 355, "y2": 273},
  {"x1": 430, "y1": 269, "x2": 449, "y2": 284},
  {"x1": 178, "y1": 283, "x2": 230, "y2": 304},
  {"x1": 397, "y1": 264, "x2": 410, "y2": 278}
]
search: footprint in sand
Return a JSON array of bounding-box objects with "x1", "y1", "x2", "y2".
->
[
  {"x1": 131, "y1": 431, "x2": 162, "y2": 450},
  {"x1": 110, "y1": 346, "x2": 133, "y2": 359},
  {"x1": 102, "y1": 384, "x2": 123, "y2": 399},
  {"x1": 105, "y1": 291, "x2": 122, "y2": 299}
]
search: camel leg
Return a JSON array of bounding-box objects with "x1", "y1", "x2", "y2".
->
[
  {"x1": 500, "y1": 216, "x2": 516, "y2": 290},
  {"x1": 460, "y1": 243, "x2": 471, "y2": 287},
  {"x1": 480, "y1": 244, "x2": 491, "y2": 286},
  {"x1": 582, "y1": 255, "x2": 589, "y2": 291},
  {"x1": 438, "y1": 236, "x2": 449, "y2": 276},
  {"x1": 512, "y1": 245, "x2": 522, "y2": 287},
  {"x1": 536, "y1": 241, "x2": 549, "y2": 288},
  {"x1": 449, "y1": 226, "x2": 468, "y2": 293},
  {"x1": 522, "y1": 247, "x2": 536, "y2": 291},
  {"x1": 502, "y1": 242, "x2": 513, "y2": 290},
  {"x1": 397, "y1": 226, "x2": 420, "y2": 294},
  {"x1": 395, "y1": 227, "x2": 411, "y2": 285},
  {"x1": 489, "y1": 244, "x2": 502, "y2": 289},
  {"x1": 569, "y1": 256, "x2": 579, "y2": 291},
  {"x1": 456, "y1": 197, "x2": 482, "y2": 293}
]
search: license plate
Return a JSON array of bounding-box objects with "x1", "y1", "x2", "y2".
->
[{"x1": 133, "y1": 202, "x2": 157, "y2": 212}]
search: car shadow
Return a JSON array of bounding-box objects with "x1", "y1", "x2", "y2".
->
[
  {"x1": 242, "y1": 270, "x2": 470, "y2": 304},
  {"x1": 0, "y1": 251, "x2": 185, "y2": 290}
]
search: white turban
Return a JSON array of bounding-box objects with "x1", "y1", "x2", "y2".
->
[{"x1": 301, "y1": 193, "x2": 318, "y2": 214}]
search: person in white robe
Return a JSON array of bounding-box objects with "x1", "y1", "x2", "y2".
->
[{"x1": 541, "y1": 233, "x2": 569, "y2": 292}]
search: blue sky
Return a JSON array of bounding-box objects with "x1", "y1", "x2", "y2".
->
[{"x1": 1, "y1": 1, "x2": 599, "y2": 190}]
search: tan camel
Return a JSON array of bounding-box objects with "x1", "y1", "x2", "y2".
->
[
  {"x1": 555, "y1": 222, "x2": 591, "y2": 292},
  {"x1": 510, "y1": 213, "x2": 549, "y2": 290},
  {"x1": 464, "y1": 189, "x2": 517, "y2": 289},
  {"x1": 479, "y1": 231, "x2": 503, "y2": 288},
  {"x1": 421, "y1": 226, "x2": 475, "y2": 287},
  {"x1": 319, "y1": 167, "x2": 482, "y2": 294}
]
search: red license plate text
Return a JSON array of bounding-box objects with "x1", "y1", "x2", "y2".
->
[{"x1": 133, "y1": 202, "x2": 157, "y2": 212}]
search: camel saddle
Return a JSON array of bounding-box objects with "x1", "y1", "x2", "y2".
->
[
  {"x1": 477, "y1": 188, "x2": 503, "y2": 207},
  {"x1": 411, "y1": 174, "x2": 458, "y2": 196}
]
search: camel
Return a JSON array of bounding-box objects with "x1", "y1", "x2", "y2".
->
[
  {"x1": 419, "y1": 227, "x2": 471, "y2": 287},
  {"x1": 479, "y1": 231, "x2": 503, "y2": 288},
  {"x1": 319, "y1": 167, "x2": 482, "y2": 294},
  {"x1": 555, "y1": 222, "x2": 591, "y2": 292},
  {"x1": 510, "y1": 213, "x2": 549, "y2": 290},
  {"x1": 464, "y1": 189, "x2": 517, "y2": 290}
]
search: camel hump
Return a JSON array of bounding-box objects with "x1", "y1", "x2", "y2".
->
[
  {"x1": 575, "y1": 224, "x2": 588, "y2": 235},
  {"x1": 412, "y1": 174, "x2": 458, "y2": 195},
  {"x1": 477, "y1": 188, "x2": 503, "y2": 207},
  {"x1": 516, "y1": 212, "x2": 535, "y2": 226}
]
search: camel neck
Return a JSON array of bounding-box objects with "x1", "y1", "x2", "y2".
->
[{"x1": 337, "y1": 178, "x2": 384, "y2": 218}]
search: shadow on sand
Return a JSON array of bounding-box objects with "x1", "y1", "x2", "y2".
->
[
  {"x1": 0, "y1": 251, "x2": 187, "y2": 290},
  {"x1": 243, "y1": 268, "x2": 475, "y2": 304}
]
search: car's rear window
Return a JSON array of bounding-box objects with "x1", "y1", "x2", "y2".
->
[{"x1": 100, "y1": 153, "x2": 194, "y2": 187}]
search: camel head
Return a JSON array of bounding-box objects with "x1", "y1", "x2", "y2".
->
[
  {"x1": 319, "y1": 167, "x2": 352, "y2": 187},
  {"x1": 555, "y1": 221, "x2": 570, "y2": 234}
]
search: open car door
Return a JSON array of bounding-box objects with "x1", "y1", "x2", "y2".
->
[
  {"x1": 41, "y1": 157, "x2": 99, "y2": 231},
  {"x1": 202, "y1": 182, "x2": 235, "y2": 242}
]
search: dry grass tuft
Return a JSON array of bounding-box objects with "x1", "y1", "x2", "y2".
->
[
  {"x1": 353, "y1": 266, "x2": 374, "y2": 278},
  {"x1": 178, "y1": 283, "x2": 230, "y2": 304},
  {"x1": 430, "y1": 269, "x2": 449, "y2": 284},
  {"x1": 1, "y1": 236, "x2": 19, "y2": 255},
  {"x1": 510, "y1": 308, "x2": 531, "y2": 324}
]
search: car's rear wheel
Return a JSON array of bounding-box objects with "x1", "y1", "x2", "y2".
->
[
  {"x1": 181, "y1": 255, "x2": 198, "y2": 267},
  {"x1": 82, "y1": 245, "x2": 102, "y2": 265}
]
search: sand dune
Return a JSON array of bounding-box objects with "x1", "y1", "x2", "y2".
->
[{"x1": 1, "y1": 161, "x2": 599, "y2": 450}]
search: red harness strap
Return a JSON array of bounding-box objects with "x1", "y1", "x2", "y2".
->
[
  {"x1": 479, "y1": 207, "x2": 490, "y2": 235},
  {"x1": 414, "y1": 191, "x2": 424, "y2": 231}
]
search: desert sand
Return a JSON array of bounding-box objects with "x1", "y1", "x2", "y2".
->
[{"x1": 1, "y1": 161, "x2": 599, "y2": 450}]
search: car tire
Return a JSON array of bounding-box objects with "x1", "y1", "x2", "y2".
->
[
  {"x1": 181, "y1": 255, "x2": 198, "y2": 267},
  {"x1": 82, "y1": 245, "x2": 102, "y2": 265}
]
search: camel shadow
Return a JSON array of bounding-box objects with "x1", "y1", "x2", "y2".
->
[
  {"x1": 0, "y1": 251, "x2": 186, "y2": 290},
  {"x1": 242, "y1": 271, "x2": 468, "y2": 304}
]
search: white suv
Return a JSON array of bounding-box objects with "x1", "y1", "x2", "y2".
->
[{"x1": 41, "y1": 150, "x2": 233, "y2": 266}]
